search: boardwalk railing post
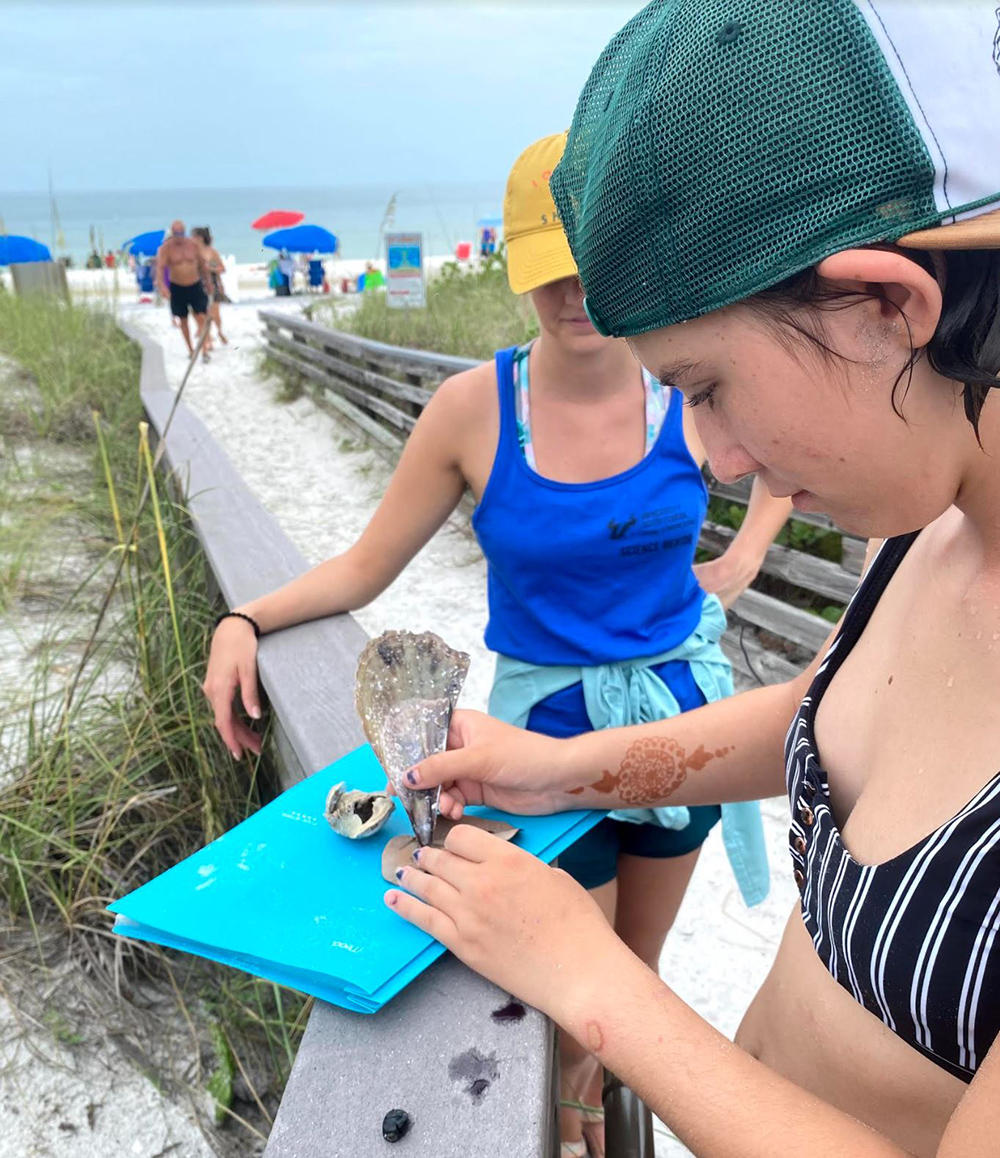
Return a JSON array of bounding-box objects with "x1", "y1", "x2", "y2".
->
[{"x1": 122, "y1": 319, "x2": 557, "y2": 1158}]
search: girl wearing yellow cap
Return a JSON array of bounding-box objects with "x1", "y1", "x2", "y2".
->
[
  {"x1": 205, "y1": 131, "x2": 789, "y2": 1156},
  {"x1": 384, "y1": 2, "x2": 1000, "y2": 1154}
]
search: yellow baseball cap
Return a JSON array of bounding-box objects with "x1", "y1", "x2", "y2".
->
[{"x1": 504, "y1": 132, "x2": 577, "y2": 294}]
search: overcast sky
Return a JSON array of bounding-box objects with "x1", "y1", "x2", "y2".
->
[{"x1": 3, "y1": 1, "x2": 642, "y2": 193}]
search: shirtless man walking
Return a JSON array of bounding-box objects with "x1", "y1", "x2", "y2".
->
[{"x1": 156, "y1": 221, "x2": 210, "y2": 360}]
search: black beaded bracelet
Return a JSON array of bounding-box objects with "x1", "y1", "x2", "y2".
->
[{"x1": 215, "y1": 611, "x2": 261, "y2": 639}]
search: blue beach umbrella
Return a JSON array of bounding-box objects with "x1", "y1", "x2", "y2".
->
[
  {"x1": 262, "y1": 223, "x2": 338, "y2": 254},
  {"x1": 123, "y1": 229, "x2": 166, "y2": 257},
  {"x1": 0, "y1": 235, "x2": 52, "y2": 265}
]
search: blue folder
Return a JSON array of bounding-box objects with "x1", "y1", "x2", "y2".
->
[{"x1": 109, "y1": 744, "x2": 601, "y2": 1013}]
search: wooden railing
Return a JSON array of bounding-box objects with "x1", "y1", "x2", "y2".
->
[
  {"x1": 121, "y1": 321, "x2": 559, "y2": 1158},
  {"x1": 260, "y1": 309, "x2": 868, "y2": 688}
]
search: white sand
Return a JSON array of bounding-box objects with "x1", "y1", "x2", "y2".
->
[
  {"x1": 0, "y1": 357, "x2": 217, "y2": 1158},
  {"x1": 0, "y1": 997, "x2": 215, "y2": 1158},
  {"x1": 122, "y1": 299, "x2": 800, "y2": 1157}
]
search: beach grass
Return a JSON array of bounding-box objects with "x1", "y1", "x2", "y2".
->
[
  {"x1": 314, "y1": 247, "x2": 539, "y2": 361},
  {"x1": 0, "y1": 292, "x2": 305, "y2": 1147}
]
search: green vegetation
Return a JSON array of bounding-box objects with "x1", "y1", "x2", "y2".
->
[
  {"x1": 314, "y1": 247, "x2": 538, "y2": 360},
  {"x1": 702, "y1": 495, "x2": 846, "y2": 622},
  {"x1": 0, "y1": 292, "x2": 305, "y2": 1145},
  {"x1": 706, "y1": 496, "x2": 843, "y2": 563}
]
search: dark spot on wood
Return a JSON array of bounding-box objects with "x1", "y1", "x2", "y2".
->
[
  {"x1": 448, "y1": 1048, "x2": 499, "y2": 1098},
  {"x1": 491, "y1": 1000, "x2": 526, "y2": 1023}
]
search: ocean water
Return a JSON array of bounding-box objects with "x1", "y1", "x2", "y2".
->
[{"x1": 0, "y1": 181, "x2": 504, "y2": 264}]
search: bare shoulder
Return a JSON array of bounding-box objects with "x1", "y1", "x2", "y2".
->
[
  {"x1": 425, "y1": 359, "x2": 497, "y2": 428},
  {"x1": 415, "y1": 360, "x2": 498, "y2": 493}
]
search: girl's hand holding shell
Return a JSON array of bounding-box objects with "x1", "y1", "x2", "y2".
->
[
  {"x1": 384, "y1": 823, "x2": 625, "y2": 1023},
  {"x1": 399, "y1": 710, "x2": 583, "y2": 819}
]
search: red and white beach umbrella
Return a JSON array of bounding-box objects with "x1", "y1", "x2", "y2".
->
[{"x1": 251, "y1": 210, "x2": 305, "y2": 231}]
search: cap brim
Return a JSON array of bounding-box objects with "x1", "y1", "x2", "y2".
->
[
  {"x1": 898, "y1": 205, "x2": 1000, "y2": 250},
  {"x1": 506, "y1": 227, "x2": 578, "y2": 294}
]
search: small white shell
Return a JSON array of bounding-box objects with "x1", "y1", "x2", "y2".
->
[{"x1": 324, "y1": 781, "x2": 395, "y2": 839}]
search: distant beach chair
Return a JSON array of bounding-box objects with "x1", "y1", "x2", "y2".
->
[{"x1": 308, "y1": 258, "x2": 324, "y2": 291}]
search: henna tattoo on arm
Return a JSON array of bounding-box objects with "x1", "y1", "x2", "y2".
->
[{"x1": 566, "y1": 737, "x2": 731, "y2": 804}]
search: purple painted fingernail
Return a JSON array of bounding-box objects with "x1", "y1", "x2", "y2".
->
[
  {"x1": 395, "y1": 867, "x2": 405, "y2": 881},
  {"x1": 412, "y1": 848, "x2": 422, "y2": 863},
  {"x1": 405, "y1": 767, "x2": 419, "y2": 786}
]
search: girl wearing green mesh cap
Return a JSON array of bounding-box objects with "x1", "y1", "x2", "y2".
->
[{"x1": 386, "y1": 2, "x2": 1000, "y2": 1153}]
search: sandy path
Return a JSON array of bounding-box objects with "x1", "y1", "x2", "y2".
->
[
  {"x1": 0, "y1": 998, "x2": 215, "y2": 1158},
  {"x1": 124, "y1": 299, "x2": 800, "y2": 1157}
]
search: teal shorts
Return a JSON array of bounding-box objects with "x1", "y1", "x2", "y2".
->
[{"x1": 556, "y1": 805, "x2": 723, "y2": 891}]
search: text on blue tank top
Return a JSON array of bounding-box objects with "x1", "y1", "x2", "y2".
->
[{"x1": 472, "y1": 345, "x2": 708, "y2": 666}]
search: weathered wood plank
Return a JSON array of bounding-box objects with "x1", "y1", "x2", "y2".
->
[
  {"x1": 260, "y1": 309, "x2": 478, "y2": 380},
  {"x1": 266, "y1": 335, "x2": 417, "y2": 431},
  {"x1": 267, "y1": 327, "x2": 435, "y2": 407},
  {"x1": 264, "y1": 956, "x2": 556, "y2": 1158},
  {"x1": 706, "y1": 476, "x2": 864, "y2": 541},
  {"x1": 267, "y1": 347, "x2": 406, "y2": 455},
  {"x1": 729, "y1": 588, "x2": 835, "y2": 655},
  {"x1": 326, "y1": 375, "x2": 416, "y2": 431},
  {"x1": 720, "y1": 626, "x2": 803, "y2": 688},
  {"x1": 841, "y1": 536, "x2": 867, "y2": 576},
  {"x1": 699, "y1": 522, "x2": 857, "y2": 605}
]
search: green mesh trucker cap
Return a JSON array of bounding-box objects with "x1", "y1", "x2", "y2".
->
[{"x1": 550, "y1": 0, "x2": 1000, "y2": 339}]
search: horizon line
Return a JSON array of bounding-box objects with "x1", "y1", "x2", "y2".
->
[{"x1": 0, "y1": 177, "x2": 507, "y2": 199}]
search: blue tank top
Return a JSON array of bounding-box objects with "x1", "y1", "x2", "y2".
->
[{"x1": 472, "y1": 345, "x2": 708, "y2": 666}]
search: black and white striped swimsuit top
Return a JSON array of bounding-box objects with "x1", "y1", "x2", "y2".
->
[{"x1": 786, "y1": 532, "x2": 1000, "y2": 1083}]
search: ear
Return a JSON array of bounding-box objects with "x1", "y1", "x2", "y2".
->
[{"x1": 814, "y1": 248, "x2": 942, "y2": 350}]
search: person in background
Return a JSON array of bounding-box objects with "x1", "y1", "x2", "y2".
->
[
  {"x1": 381, "y1": 6, "x2": 1000, "y2": 1157},
  {"x1": 363, "y1": 261, "x2": 385, "y2": 291},
  {"x1": 104, "y1": 250, "x2": 115, "y2": 269},
  {"x1": 277, "y1": 250, "x2": 296, "y2": 295},
  {"x1": 203, "y1": 130, "x2": 791, "y2": 1158},
  {"x1": 155, "y1": 220, "x2": 210, "y2": 360},
  {"x1": 192, "y1": 227, "x2": 229, "y2": 349}
]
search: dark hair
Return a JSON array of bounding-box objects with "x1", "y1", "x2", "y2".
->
[
  {"x1": 192, "y1": 226, "x2": 212, "y2": 245},
  {"x1": 743, "y1": 248, "x2": 1000, "y2": 439}
]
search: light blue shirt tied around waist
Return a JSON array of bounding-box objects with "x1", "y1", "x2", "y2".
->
[{"x1": 488, "y1": 595, "x2": 770, "y2": 907}]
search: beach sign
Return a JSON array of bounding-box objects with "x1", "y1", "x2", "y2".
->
[{"x1": 386, "y1": 231, "x2": 425, "y2": 309}]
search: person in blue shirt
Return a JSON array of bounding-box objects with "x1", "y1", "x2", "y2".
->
[{"x1": 204, "y1": 132, "x2": 789, "y2": 1158}]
